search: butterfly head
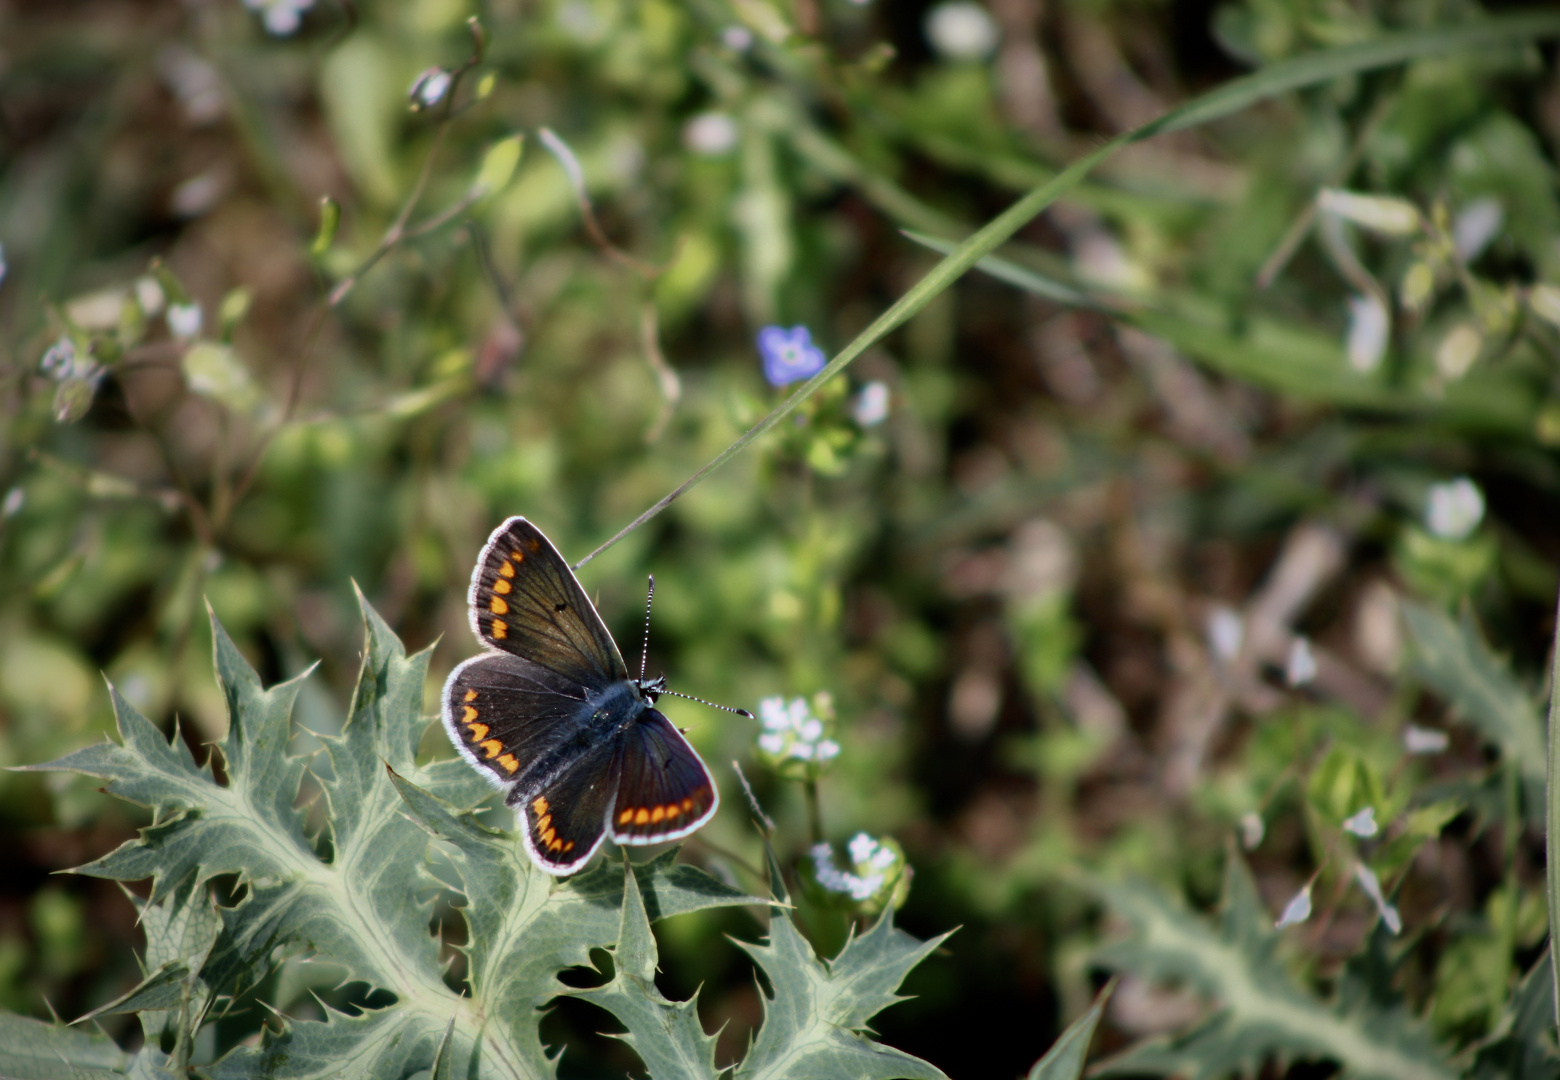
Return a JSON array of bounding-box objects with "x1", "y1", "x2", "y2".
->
[{"x1": 635, "y1": 674, "x2": 667, "y2": 703}]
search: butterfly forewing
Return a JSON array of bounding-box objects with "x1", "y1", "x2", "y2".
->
[
  {"x1": 443, "y1": 651, "x2": 590, "y2": 791},
  {"x1": 469, "y1": 517, "x2": 629, "y2": 687},
  {"x1": 609, "y1": 710, "x2": 719, "y2": 845}
]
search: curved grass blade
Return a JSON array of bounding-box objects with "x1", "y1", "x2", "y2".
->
[
  {"x1": 1548, "y1": 584, "x2": 1560, "y2": 1031},
  {"x1": 572, "y1": 12, "x2": 1560, "y2": 570}
]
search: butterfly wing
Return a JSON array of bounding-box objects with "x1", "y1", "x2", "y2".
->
[
  {"x1": 467, "y1": 516, "x2": 629, "y2": 688},
  {"x1": 609, "y1": 709, "x2": 719, "y2": 845},
  {"x1": 512, "y1": 750, "x2": 620, "y2": 875},
  {"x1": 442, "y1": 651, "x2": 591, "y2": 792}
]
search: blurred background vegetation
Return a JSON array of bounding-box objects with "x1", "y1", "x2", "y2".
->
[{"x1": 2, "y1": 0, "x2": 1559, "y2": 1075}]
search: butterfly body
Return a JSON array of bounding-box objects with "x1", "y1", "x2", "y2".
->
[{"x1": 442, "y1": 517, "x2": 719, "y2": 875}]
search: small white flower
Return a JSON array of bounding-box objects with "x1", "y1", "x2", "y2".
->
[
  {"x1": 1, "y1": 487, "x2": 23, "y2": 518},
  {"x1": 1275, "y1": 883, "x2": 1313, "y2": 929},
  {"x1": 721, "y1": 26, "x2": 754, "y2": 51},
  {"x1": 1345, "y1": 294, "x2": 1389, "y2": 373},
  {"x1": 1207, "y1": 606, "x2": 1244, "y2": 662},
  {"x1": 799, "y1": 718, "x2": 823, "y2": 742},
  {"x1": 1353, "y1": 863, "x2": 1402, "y2": 934},
  {"x1": 816, "y1": 739, "x2": 840, "y2": 761},
  {"x1": 925, "y1": 2, "x2": 999, "y2": 61},
  {"x1": 1453, "y1": 197, "x2": 1503, "y2": 262},
  {"x1": 851, "y1": 380, "x2": 890, "y2": 427},
  {"x1": 242, "y1": 0, "x2": 317, "y2": 37},
  {"x1": 1403, "y1": 724, "x2": 1449, "y2": 755},
  {"x1": 791, "y1": 743, "x2": 815, "y2": 761},
  {"x1": 135, "y1": 277, "x2": 166, "y2": 317},
  {"x1": 758, "y1": 732, "x2": 785, "y2": 754},
  {"x1": 168, "y1": 302, "x2": 203, "y2": 341},
  {"x1": 1286, "y1": 636, "x2": 1318, "y2": 687},
  {"x1": 1425, "y1": 477, "x2": 1484, "y2": 541},
  {"x1": 848, "y1": 832, "x2": 878, "y2": 864},
  {"x1": 1239, "y1": 811, "x2": 1265, "y2": 851},
  {"x1": 683, "y1": 112, "x2": 739, "y2": 157},
  {"x1": 1342, "y1": 807, "x2": 1378, "y2": 838},
  {"x1": 410, "y1": 67, "x2": 452, "y2": 110}
]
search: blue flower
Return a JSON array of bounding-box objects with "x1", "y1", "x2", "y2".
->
[{"x1": 757, "y1": 325, "x2": 826, "y2": 387}]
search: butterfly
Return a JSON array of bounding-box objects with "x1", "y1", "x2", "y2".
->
[{"x1": 441, "y1": 517, "x2": 735, "y2": 876}]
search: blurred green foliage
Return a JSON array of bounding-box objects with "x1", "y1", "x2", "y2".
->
[{"x1": 2, "y1": 0, "x2": 1560, "y2": 1075}]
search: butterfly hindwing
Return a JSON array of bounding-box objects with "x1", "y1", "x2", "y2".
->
[
  {"x1": 609, "y1": 709, "x2": 719, "y2": 845},
  {"x1": 512, "y1": 753, "x2": 619, "y2": 875},
  {"x1": 442, "y1": 651, "x2": 591, "y2": 792},
  {"x1": 469, "y1": 517, "x2": 629, "y2": 688}
]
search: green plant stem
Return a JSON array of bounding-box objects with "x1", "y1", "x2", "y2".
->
[
  {"x1": 1546, "y1": 580, "x2": 1560, "y2": 1031},
  {"x1": 804, "y1": 778, "x2": 823, "y2": 846},
  {"x1": 570, "y1": 13, "x2": 1560, "y2": 571}
]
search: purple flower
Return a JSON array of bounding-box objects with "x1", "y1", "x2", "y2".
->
[{"x1": 758, "y1": 325, "x2": 826, "y2": 387}]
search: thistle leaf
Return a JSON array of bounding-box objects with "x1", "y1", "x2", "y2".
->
[
  {"x1": 1401, "y1": 602, "x2": 1546, "y2": 814},
  {"x1": 0, "y1": 1014, "x2": 131, "y2": 1078},
  {"x1": 731, "y1": 850, "x2": 952, "y2": 1080},
  {"x1": 569, "y1": 860, "x2": 722, "y2": 1080},
  {"x1": 1091, "y1": 855, "x2": 1455, "y2": 1080},
  {"x1": 1025, "y1": 983, "x2": 1110, "y2": 1080}
]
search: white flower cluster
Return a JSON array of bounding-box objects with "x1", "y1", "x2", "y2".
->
[
  {"x1": 810, "y1": 833, "x2": 902, "y2": 902},
  {"x1": 756, "y1": 695, "x2": 840, "y2": 766}
]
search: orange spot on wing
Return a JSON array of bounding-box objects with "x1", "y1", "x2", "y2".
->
[
  {"x1": 462, "y1": 705, "x2": 479, "y2": 723},
  {"x1": 563, "y1": 841, "x2": 574, "y2": 852},
  {"x1": 493, "y1": 578, "x2": 512, "y2": 594},
  {"x1": 664, "y1": 803, "x2": 682, "y2": 818},
  {"x1": 499, "y1": 560, "x2": 516, "y2": 577},
  {"x1": 511, "y1": 550, "x2": 526, "y2": 563},
  {"x1": 490, "y1": 596, "x2": 509, "y2": 615},
  {"x1": 618, "y1": 809, "x2": 634, "y2": 825},
  {"x1": 464, "y1": 689, "x2": 478, "y2": 702},
  {"x1": 633, "y1": 808, "x2": 650, "y2": 826},
  {"x1": 549, "y1": 837, "x2": 563, "y2": 851},
  {"x1": 497, "y1": 754, "x2": 519, "y2": 773},
  {"x1": 681, "y1": 797, "x2": 694, "y2": 812},
  {"x1": 491, "y1": 619, "x2": 508, "y2": 640},
  {"x1": 650, "y1": 806, "x2": 666, "y2": 824},
  {"x1": 466, "y1": 722, "x2": 489, "y2": 741},
  {"x1": 536, "y1": 814, "x2": 552, "y2": 834},
  {"x1": 480, "y1": 739, "x2": 503, "y2": 759},
  {"x1": 533, "y1": 796, "x2": 549, "y2": 816},
  {"x1": 542, "y1": 827, "x2": 556, "y2": 844}
]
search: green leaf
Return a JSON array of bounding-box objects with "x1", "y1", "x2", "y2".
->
[
  {"x1": 471, "y1": 134, "x2": 524, "y2": 197},
  {"x1": 1026, "y1": 983, "x2": 1111, "y2": 1080},
  {"x1": 1091, "y1": 855, "x2": 1455, "y2": 1080},
  {"x1": 1400, "y1": 602, "x2": 1546, "y2": 813},
  {"x1": 0, "y1": 1014, "x2": 130, "y2": 1078},
  {"x1": 731, "y1": 881, "x2": 953, "y2": 1080},
  {"x1": 569, "y1": 860, "x2": 721, "y2": 1080}
]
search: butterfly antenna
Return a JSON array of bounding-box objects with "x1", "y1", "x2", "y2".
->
[
  {"x1": 660, "y1": 688, "x2": 753, "y2": 719},
  {"x1": 639, "y1": 574, "x2": 654, "y2": 684}
]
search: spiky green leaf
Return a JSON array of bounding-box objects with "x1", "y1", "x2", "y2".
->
[
  {"x1": 1401, "y1": 602, "x2": 1546, "y2": 812},
  {"x1": 569, "y1": 861, "x2": 722, "y2": 1080},
  {"x1": 1091, "y1": 855, "x2": 1454, "y2": 1080},
  {"x1": 1025, "y1": 984, "x2": 1110, "y2": 1080},
  {"x1": 731, "y1": 856, "x2": 952, "y2": 1080}
]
